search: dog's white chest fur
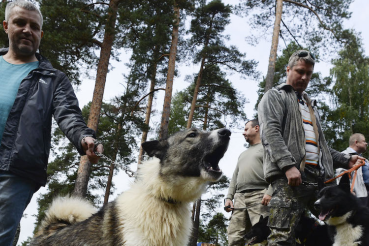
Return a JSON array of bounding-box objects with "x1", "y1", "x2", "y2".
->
[
  {"x1": 327, "y1": 212, "x2": 363, "y2": 246},
  {"x1": 116, "y1": 158, "x2": 207, "y2": 246}
]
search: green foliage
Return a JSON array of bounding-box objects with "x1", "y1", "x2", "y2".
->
[
  {"x1": 198, "y1": 213, "x2": 229, "y2": 246},
  {"x1": 197, "y1": 175, "x2": 230, "y2": 246},
  {"x1": 20, "y1": 236, "x2": 33, "y2": 246},
  {"x1": 36, "y1": 0, "x2": 109, "y2": 85},
  {"x1": 236, "y1": 0, "x2": 354, "y2": 55},
  {"x1": 186, "y1": 0, "x2": 258, "y2": 79},
  {"x1": 168, "y1": 91, "x2": 188, "y2": 134},
  {"x1": 323, "y1": 31, "x2": 369, "y2": 156},
  {"x1": 169, "y1": 64, "x2": 247, "y2": 132},
  {"x1": 122, "y1": 0, "x2": 176, "y2": 88}
]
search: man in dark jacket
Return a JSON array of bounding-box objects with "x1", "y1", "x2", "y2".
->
[
  {"x1": 0, "y1": 1, "x2": 103, "y2": 245},
  {"x1": 258, "y1": 50, "x2": 364, "y2": 245}
]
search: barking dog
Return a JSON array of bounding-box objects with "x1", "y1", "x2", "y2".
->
[
  {"x1": 315, "y1": 173, "x2": 369, "y2": 245},
  {"x1": 30, "y1": 128, "x2": 231, "y2": 246}
]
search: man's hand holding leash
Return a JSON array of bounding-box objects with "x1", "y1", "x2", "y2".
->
[
  {"x1": 81, "y1": 136, "x2": 104, "y2": 164},
  {"x1": 224, "y1": 199, "x2": 234, "y2": 212},
  {"x1": 349, "y1": 155, "x2": 366, "y2": 168},
  {"x1": 285, "y1": 166, "x2": 302, "y2": 187},
  {"x1": 261, "y1": 194, "x2": 271, "y2": 206}
]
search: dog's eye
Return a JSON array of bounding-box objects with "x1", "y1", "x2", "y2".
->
[{"x1": 187, "y1": 132, "x2": 197, "y2": 138}]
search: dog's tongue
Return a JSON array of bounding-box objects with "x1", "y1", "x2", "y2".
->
[{"x1": 319, "y1": 212, "x2": 329, "y2": 221}]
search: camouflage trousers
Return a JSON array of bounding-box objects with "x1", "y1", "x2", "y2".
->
[
  {"x1": 227, "y1": 189, "x2": 270, "y2": 246},
  {"x1": 267, "y1": 177, "x2": 321, "y2": 246}
]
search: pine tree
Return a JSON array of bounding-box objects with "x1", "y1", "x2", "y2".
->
[
  {"x1": 236, "y1": 0, "x2": 354, "y2": 90},
  {"x1": 186, "y1": 0, "x2": 257, "y2": 128},
  {"x1": 323, "y1": 31, "x2": 369, "y2": 156}
]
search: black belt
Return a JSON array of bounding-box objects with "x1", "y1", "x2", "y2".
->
[{"x1": 238, "y1": 189, "x2": 263, "y2": 193}]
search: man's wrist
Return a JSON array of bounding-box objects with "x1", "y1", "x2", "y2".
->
[{"x1": 282, "y1": 165, "x2": 295, "y2": 173}]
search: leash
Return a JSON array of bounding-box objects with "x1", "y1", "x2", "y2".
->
[
  {"x1": 324, "y1": 159, "x2": 365, "y2": 193},
  {"x1": 224, "y1": 203, "x2": 264, "y2": 211},
  {"x1": 93, "y1": 140, "x2": 136, "y2": 178}
]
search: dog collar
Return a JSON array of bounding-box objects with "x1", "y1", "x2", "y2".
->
[{"x1": 159, "y1": 196, "x2": 181, "y2": 205}]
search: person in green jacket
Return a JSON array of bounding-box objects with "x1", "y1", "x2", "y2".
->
[{"x1": 225, "y1": 119, "x2": 272, "y2": 246}]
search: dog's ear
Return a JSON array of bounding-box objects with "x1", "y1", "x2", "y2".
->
[
  {"x1": 338, "y1": 173, "x2": 351, "y2": 193},
  {"x1": 141, "y1": 140, "x2": 168, "y2": 160},
  {"x1": 259, "y1": 215, "x2": 264, "y2": 222}
]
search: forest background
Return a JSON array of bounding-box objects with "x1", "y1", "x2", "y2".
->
[{"x1": 1, "y1": 0, "x2": 368, "y2": 245}]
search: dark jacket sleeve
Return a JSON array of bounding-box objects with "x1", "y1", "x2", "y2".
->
[
  {"x1": 52, "y1": 72, "x2": 95, "y2": 155},
  {"x1": 330, "y1": 147, "x2": 351, "y2": 169},
  {"x1": 258, "y1": 89, "x2": 296, "y2": 171}
]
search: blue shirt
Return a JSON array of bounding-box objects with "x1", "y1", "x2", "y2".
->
[{"x1": 0, "y1": 56, "x2": 39, "y2": 143}]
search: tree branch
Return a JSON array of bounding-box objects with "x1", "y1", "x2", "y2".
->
[
  {"x1": 195, "y1": 105, "x2": 226, "y2": 114},
  {"x1": 200, "y1": 84, "x2": 236, "y2": 91},
  {"x1": 81, "y1": 2, "x2": 110, "y2": 11},
  {"x1": 281, "y1": 18, "x2": 303, "y2": 49},
  {"x1": 283, "y1": 0, "x2": 341, "y2": 41},
  {"x1": 130, "y1": 88, "x2": 166, "y2": 116},
  {"x1": 157, "y1": 54, "x2": 169, "y2": 61},
  {"x1": 91, "y1": 38, "x2": 103, "y2": 47}
]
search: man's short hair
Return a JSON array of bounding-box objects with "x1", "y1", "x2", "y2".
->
[
  {"x1": 288, "y1": 50, "x2": 315, "y2": 69},
  {"x1": 349, "y1": 133, "x2": 365, "y2": 146},
  {"x1": 5, "y1": 0, "x2": 43, "y2": 28},
  {"x1": 246, "y1": 119, "x2": 259, "y2": 128}
]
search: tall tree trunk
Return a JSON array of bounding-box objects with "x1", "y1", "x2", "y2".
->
[
  {"x1": 137, "y1": 52, "x2": 159, "y2": 164},
  {"x1": 74, "y1": 0, "x2": 120, "y2": 198},
  {"x1": 187, "y1": 57, "x2": 206, "y2": 128},
  {"x1": 159, "y1": 2, "x2": 180, "y2": 139},
  {"x1": 188, "y1": 197, "x2": 202, "y2": 246},
  {"x1": 202, "y1": 91, "x2": 210, "y2": 130},
  {"x1": 348, "y1": 85, "x2": 354, "y2": 134},
  {"x1": 103, "y1": 122, "x2": 121, "y2": 205},
  {"x1": 265, "y1": 0, "x2": 283, "y2": 92}
]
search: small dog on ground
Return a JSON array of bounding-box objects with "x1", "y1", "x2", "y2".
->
[
  {"x1": 315, "y1": 173, "x2": 369, "y2": 245},
  {"x1": 243, "y1": 215, "x2": 270, "y2": 245},
  {"x1": 244, "y1": 215, "x2": 331, "y2": 246},
  {"x1": 30, "y1": 128, "x2": 231, "y2": 246}
]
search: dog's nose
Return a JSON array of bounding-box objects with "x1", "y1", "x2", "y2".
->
[{"x1": 218, "y1": 128, "x2": 231, "y2": 138}]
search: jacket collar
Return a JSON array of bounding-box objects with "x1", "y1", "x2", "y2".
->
[
  {"x1": 0, "y1": 48, "x2": 55, "y2": 71},
  {"x1": 275, "y1": 83, "x2": 317, "y2": 107},
  {"x1": 276, "y1": 83, "x2": 294, "y2": 92}
]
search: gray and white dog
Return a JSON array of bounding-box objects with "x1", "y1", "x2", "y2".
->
[{"x1": 30, "y1": 128, "x2": 231, "y2": 246}]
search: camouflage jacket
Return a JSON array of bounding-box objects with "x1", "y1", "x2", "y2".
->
[{"x1": 258, "y1": 83, "x2": 351, "y2": 183}]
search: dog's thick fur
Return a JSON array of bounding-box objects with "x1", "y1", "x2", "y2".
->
[
  {"x1": 30, "y1": 128, "x2": 231, "y2": 246},
  {"x1": 315, "y1": 173, "x2": 369, "y2": 245}
]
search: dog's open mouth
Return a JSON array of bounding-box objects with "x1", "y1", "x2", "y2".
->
[
  {"x1": 319, "y1": 208, "x2": 334, "y2": 221},
  {"x1": 203, "y1": 150, "x2": 224, "y2": 173}
]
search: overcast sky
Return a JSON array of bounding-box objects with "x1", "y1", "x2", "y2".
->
[{"x1": 18, "y1": 0, "x2": 369, "y2": 244}]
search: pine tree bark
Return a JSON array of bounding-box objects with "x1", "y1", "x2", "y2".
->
[
  {"x1": 187, "y1": 57, "x2": 206, "y2": 128},
  {"x1": 74, "y1": 0, "x2": 120, "y2": 198},
  {"x1": 265, "y1": 0, "x2": 283, "y2": 92},
  {"x1": 159, "y1": 2, "x2": 180, "y2": 139}
]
